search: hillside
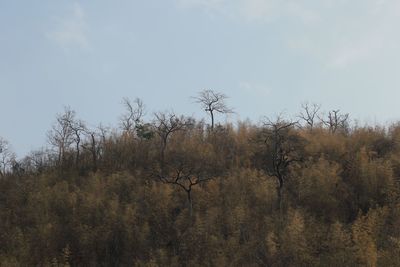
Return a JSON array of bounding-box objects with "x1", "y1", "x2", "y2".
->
[{"x1": 1, "y1": 99, "x2": 400, "y2": 266}]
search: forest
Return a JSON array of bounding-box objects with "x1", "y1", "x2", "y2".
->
[{"x1": 1, "y1": 90, "x2": 400, "y2": 266}]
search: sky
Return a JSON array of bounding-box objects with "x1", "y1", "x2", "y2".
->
[{"x1": 2, "y1": 0, "x2": 400, "y2": 157}]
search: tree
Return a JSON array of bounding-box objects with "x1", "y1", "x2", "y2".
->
[
  {"x1": 81, "y1": 128, "x2": 100, "y2": 172},
  {"x1": 48, "y1": 107, "x2": 87, "y2": 168},
  {"x1": 70, "y1": 119, "x2": 87, "y2": 167},
  {"x1": 320, "y1": 109, "x2": 349, "y2": 133},
  {"x1": 193, "y1": 89, "x2": 233, "y2": 130},
  {"x1": 157, "y1": 164, "x2": 212, "y2": 217},
  {"x1": 22, "y1": 148, "x2": 53, "y2": 173},
  {"x1": 47, "y1": 107, "x2": 76, "y2": 167},
  {"x1": 152, "y1": 112, "x2": 211, "y2": 216},
  {"x1": 298, "y1": 102, "x2": 320, "y2": 131},
  {"x1": 153, "y1": 112, "x2": 192, "y2": 171},
  {"x1": 120, "y1": 97, "x2": 145, "y2": 136},
  {"x1": 261, "y1": 116, "x2": 303, "y2": 211},
  {"x1": 0, "y1": 137, "x2": 16, "y2": 177}
]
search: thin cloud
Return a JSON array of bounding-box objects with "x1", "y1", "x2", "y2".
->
[
  {"x1": 177, "y1": 0, "x2": 400, "y2": 68},
  {"x1": 327, "y1": 2, "x2": 398, "y2": 68},
  {"x1": 284, "y1": 1, "x2": 400, "y2": 68},
  {"x1": 238, "y1": 0, "x2": 278, "y2": 22},
  {"x1": 176, "y1": 0, "x2": 226, "y2": 9},
  {"x1": 176, "y1": 0, "x2": 319, "y2": 23},
  {"x1": 46, "y1": 3, "x2": 89, "y2": 50}
]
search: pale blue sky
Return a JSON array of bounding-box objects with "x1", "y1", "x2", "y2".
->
[{"x1": 2, "y1": 0, "x2": 400, "y2": 156}]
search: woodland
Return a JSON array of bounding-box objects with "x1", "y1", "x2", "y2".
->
[{"x1": 1, "y1": 90, "x2": 400, "y2": 266}]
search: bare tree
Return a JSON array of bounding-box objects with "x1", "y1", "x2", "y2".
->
[
  {"x1": 262, "y1": 116, "x2": 303, "y2": 211},
  {"x1": 157, "y1": 164, "x2": 212, "y2": 217},
  {"x1": 320, "y1": 109, "x2": 349, "y2": 133},
  {"x1": 0, "y1": 137, "x2": 16, "y2": 177},
  {"x1": 152, "y1": 112, "x2": 205, "y2": 216},
  {"x1": 81, "y1": 128, "x2": 101, "y2": 172},
  {"x1": 193, "y1": 89, "x2": 233, "y2": 130},
  {"x1": 97, "y1": 123, "x2": 109, "y2": 146},
  {"x1": 153, "y1": 112, "x2": 192, "y2": 169},
  {"x1": 48, "y1": 107, "x2": 76, "y2": 166},
  {"x1": 298, "y1": 102, "x2": 320, "y2": 131},
  {"x1": 70, "y1": 119, "x2": 87, "y2": 166},
  {"x1": 22, "y1": 148, "x2": 53, "y2": 173},
  {"x1": 48, "y1": 106, "x2": 89, "y2": 168},
  {"x1": 95, "y1": 124, "x2": 110, "y2": 165},
  {"x1": 120, "y1": 97, "x2": 145, "y2": 135}
]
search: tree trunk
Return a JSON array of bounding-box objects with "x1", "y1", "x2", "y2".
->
[
  {"x1": 187, "y1": 190, "x2": 193, "y2": 217},
  {"x1": 160, "y1": 141, "x2": 167, "y2": 177},
  {"x1": 75, "y1": 136, "x2": 80, "y2": 167},
  {"x1": 277, "y1": 185, "x2": 282, "y2": 211},
  {"x1": 276, "y1": 176, "x2": 284, "y2": 212},
  {"x1": 90, "y1": 134, "x2": 97, "y2": 172},
  {"x1": 210, "y1": 111, "x2": 214, "y2": 130}
]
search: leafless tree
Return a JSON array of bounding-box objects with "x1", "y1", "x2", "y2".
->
[
  {"x1": 157, "y1": 164, "x2": 212, "y2": 217},
  {"x1": 95, "y1": 123, "x2": 111, "y2": 164},
  {"x1": 120, "y1": 97, "x2": 145, "y2": 135},
  {"x1": 97, "y1": 124, "x2": 109, "y2": 146},
  {"x1": 0, "y1": 137, "x2": 16, "y2": 177},
  {"x1": 153, "y1": 112, "x2": 192, "y2": 168},
  {"x1": 193, "y1": 89, "x2": 233, "y2": 130},
  {"x1": 48, "y1": 106, "x2": 89, "y2": 168},
  {"x1": 152, "y1": 112, "x2": 203, "y2": 216},
  {"x1": 48, "y1": 107, "x2": 76, "y2": 166},
  {"x1": 70, "y1": 119, "x2": 87, "y2": 166},
  {"x1": 81, "y1": 128, "x2": 101, "y2": 172},
  {"x1": 22, "y1": 148, "x2": 53, "y2": 173},
  {"x1": 320, "y1": 109, "x2": 349, "y2": 133},
  {"x1": 298, "y1": 102, "x2": 320, "y2": 131},
  {"x1": 262, "y1": 116, "x2": 303, "y2": 211}
]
